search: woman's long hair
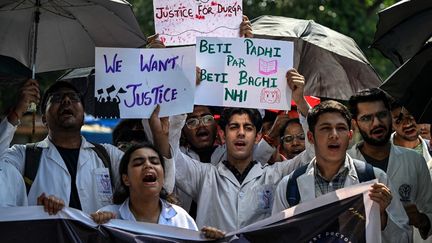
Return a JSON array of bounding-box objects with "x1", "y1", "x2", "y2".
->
[{"x1": 113, "y1": 142, "x2": 177, "y2": 205}]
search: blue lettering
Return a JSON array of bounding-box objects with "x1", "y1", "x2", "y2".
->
[{"x1": 104, "y1": 54, "x2": 122, "y2": 73}]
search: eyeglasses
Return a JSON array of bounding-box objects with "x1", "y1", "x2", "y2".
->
[
  {"x1": 357, "y1": 110, "x2": 389, "y2": 124},
  {"x1": 117, "y1": 142, "x2": 133, "y2": 151},
  {"x1": 281, "y1": 133, "x2": 305, "y2": 143},
  {"x1": 394, "y1": 113, "x2": 415, "y2": 125},
  {"x1": 48, "y1": 91, "x2": 81, "y2": 104},
  {"x1": 185, "y1": 114, "x2": 214, "y2": 129}
]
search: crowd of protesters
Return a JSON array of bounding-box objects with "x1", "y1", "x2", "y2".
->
[{"x1": 0, "y1": 15, "x2": 431, "y2": 243}]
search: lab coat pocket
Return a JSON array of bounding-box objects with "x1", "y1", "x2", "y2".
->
[
  {"x1": 93, "y1": 168, "x2": 113, "y2": 204},
  {"x1": 254, "y1": 184, "x2": 276, "y2": 214}
]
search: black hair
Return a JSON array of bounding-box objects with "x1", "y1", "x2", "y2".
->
[
  {"x1": 112, "y1": 119, "x2": 148, "y2": 146},
  {"x1": 113, "y1": 143, "x2": 177, "y2": 205},
  {"x1": 348, "y1": 88, "x2": 390, "y2": 119},
  {"x1": 40, "y1": 81, "x2": 84, "y2": 114},
  {"x1": 219, "y1": 108, "x2": 263, "y2": 132},
  {"x1": 279, "y1": 118, "x2": 302, "y2": 139},
  {"x1": 307, "y1": 100, "x2": 352, "y2": 135}
]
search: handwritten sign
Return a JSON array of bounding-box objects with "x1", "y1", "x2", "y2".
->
[
  {"x1": 154, "y1": 0, "x2": 243, "y2": 46},
  {"x1": 195, "y1": 37, "x2": 294, "y2": 110},
  {"x1": 95, "y1": 47, "x2": 195, "y2": 118}
]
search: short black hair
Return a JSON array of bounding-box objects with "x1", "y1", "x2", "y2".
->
[
  {"x1": 307, "y1": 100, "x2": 351, "y2": 134},
  {"x1": 219, "y1": 108, "x2": 262, "y2": 132},
  {"x1": 348, "y1": 88, "x2": 390, "y2": 119},
  {"x1": 279, "y1": 118, "x2": 302, "y2": 139},
  {"x1": 112, "y1": 119, "x2": 147, "y2": 146},
  {"x1": 40, "y1": 81, "x2": 83, "y2": 114}
]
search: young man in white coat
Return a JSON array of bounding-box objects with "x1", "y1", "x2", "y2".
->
[
  {"x1": 272, "y1": 100, "x2": 411, "y2": 243},
  {"x1": 149, "y1": 70, "x2": 315, "y2": 232},
  {"x1": 348, "y1": 88, "x2": 432, "y2": 242},
  {"x1": 389, "y1": 102, "x2": 432, "y2": 177}
]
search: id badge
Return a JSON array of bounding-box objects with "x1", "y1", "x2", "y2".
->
[{"x1": 93, "y1": 168, "x2": 113, "y2": 204}]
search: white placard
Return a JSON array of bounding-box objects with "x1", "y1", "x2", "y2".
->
[
  {"x1": 95, "y1": 47, "x2": 195, "y2": 118},
  {"x1": 154, "y1": 0, "x2": 243, "y2": 46},
  {"x1": 195, "y1": 37, "x2": 294, "y2": 110}
]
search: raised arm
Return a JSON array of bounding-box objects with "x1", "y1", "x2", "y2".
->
[{"x1": 0, "y1": 79, "x2": 40, "y2": 153}]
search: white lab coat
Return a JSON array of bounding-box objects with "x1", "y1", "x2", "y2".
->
[
  {"x1": 272, "y1": 155, "x2": 412, "y2": 243},
  {"x1": 0, "y1": 118, "x2": 175, "y2": 213},
  {"x1": 99, "y1": 198, "x2": 198, "y2": 231},
  {"x1": 390, "y1": 132, "x2": 432, "y2": 175},
  {"x1": 349, "y1": 143, "x2": 432, "y2": 240},
  {"x1": 0, "y1": 118, "x2": 16, "y2": 154},
  {"x1": 173, "y1": 141, "x2": 312, "y2": 232},
  {"x1": 1, "y1": 136, "x2": 123, "y2": 213},
  {"x1": 168, "y1": 113, "x2": 314, "y2": 213},
  {"x1": 0, "y1": 162, "x2": 27, "y2": 207}
]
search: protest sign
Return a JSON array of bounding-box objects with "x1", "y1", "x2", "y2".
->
[
  {"x1": 195, "y1": 37, "x2": 293, "y2": 110},
  {"x1": 95, "y1": 47, "x2": 195, "y2": 118},
  {"x1": 154, "y1": 0, "x2": 243, "y2": 46}
]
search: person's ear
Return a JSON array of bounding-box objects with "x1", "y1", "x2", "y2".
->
[
  {"x1": 348, "y1": 130, "x2": 353, "y2": 140},
  {"x1": 255, "y1": 131, "x2": 262, "y2": 144},
  {"x1": 307, "y1": 131, "x2": 315, "y2": 145},
  {"x1": 351, "y1": 119, "x2": 357, "y2": 129},
  {"x1": 122, "y1": 174, "x2": 130, "y2": 187},
  {"x1": 42, "y1": 114, "x2": 47, "y2": 126}
]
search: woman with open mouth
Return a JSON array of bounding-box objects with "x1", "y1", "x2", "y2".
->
[{"x1": 91, "y1": 143, "x2": 224, "y2": 239}]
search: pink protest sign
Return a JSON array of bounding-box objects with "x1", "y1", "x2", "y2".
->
[{"x1": 154, "y1": 0, "x2": 243, "y2": 46}]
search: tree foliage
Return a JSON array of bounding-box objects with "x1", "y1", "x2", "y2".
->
[{"x1": 129, "y1": 0, "x2": 399, "y2": 79}]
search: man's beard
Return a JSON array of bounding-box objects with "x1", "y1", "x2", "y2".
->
[{"x1": 358, "y1": 126, "x2": 391, "y2": 146}]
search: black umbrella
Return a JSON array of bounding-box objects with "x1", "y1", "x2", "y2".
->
[
  {"x1": 0, "y1": 55, "x2": 31, "y2": 83},
  {"x1": 380, "y1": 42, "x2": 432, "y2": 123},
  {"x1": 252, "y1": 15, "x2": 382, "y2": 101},
  {"x1": 371, "y1": 0, "x2": 432, "y2": 67}
]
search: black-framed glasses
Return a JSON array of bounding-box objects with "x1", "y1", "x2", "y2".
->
[
  {"x1": 48, "y1": 91, "x2": 81, "y2": 104},
  {"x1": 394, "y1": 113, "x2": 415, "y2": 125},
  {"x1": 357, "y1": 110, "x2": 389, "y2": 124},
  {"x1": 281, "y1": 133, "x2": 305, "y2": 143},
  {"x1": 185, "y1": 114, "x2": 214, "y2": 129}
]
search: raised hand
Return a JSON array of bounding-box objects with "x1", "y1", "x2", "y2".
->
[
  {"x1": 146, "y1": 34, "x2": 165, "y2": 49},
  {"x1": 8, "y1": 79, "x2": 40, "y2": 125},
  {"x1": 240, "y1": 15, "x2": 253, "y2": 38},
  {"x1": 286, "y1": 69, "x2": 309, "y2": 116},
  {"x1": 369, "y1": 183, "x2": 392, "y2": 229}
]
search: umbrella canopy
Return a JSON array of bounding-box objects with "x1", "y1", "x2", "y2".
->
[
  {"x1": 252, "y1": 15, "x2": 382, "y2": 101},
  {"x1": 0, "y1": 0, "x2": 147, "y2": 73},
  {"x1": 371, "y1": 0, "x2": 432, "y2": 67},
  {"x1": 0, "y1": 55, "x2": 32, "y2": 82},
  {"x1": 380, "y1": 43, "x2": 432, "y2": 123}
]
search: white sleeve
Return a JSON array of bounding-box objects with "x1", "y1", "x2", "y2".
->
[
  {"x1": 253, "y1": 139, "x2": 276, "y2": 165},
  {"x1": 1, "y1": 144, "x2": 26, "y2": 174},
  {"x1": 271, "y1": 150, "x2": 312, "y2": 178},
  {"x1": 375, "y1": 169, "x2": 412, "y2": 243},
  {"x1": 414, "y1": 156, "x2": 432, "y2": 238},
  {"x1": 102, "y1": 143, "x2": 124, "y2": 190},
  {"x1": 272, "y1": 175, "x2": 291, "y2": 215},
  {"x1": 299, "y1": 113, "x2": 315, "y2": 159},
  {"x1": 0, "y1": 118, "x2": 17, "y2": 154},
  {"x1": 172, "y1": 139, "x2": 208, "y2": 200}
]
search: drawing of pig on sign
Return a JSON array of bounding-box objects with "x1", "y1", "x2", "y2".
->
[{"x1": 260, "y1": 88, "x2": 281, "y2": 104}]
